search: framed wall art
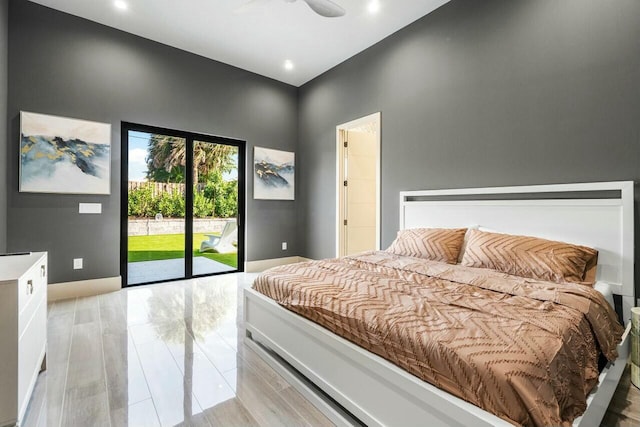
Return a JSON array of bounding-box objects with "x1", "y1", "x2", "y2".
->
[
  {"x1": 20, "y1": 111, "x2": 111, "y2": 194},
  {"x1": 253, "y1": 146, "x2": 294, "y2": 200}
]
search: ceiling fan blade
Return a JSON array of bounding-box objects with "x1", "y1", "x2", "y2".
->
[
  {"x1": 301, "y1": 0, "x2": 346, "y2": 17},
  {"x1": 234, "y1": 0, "x2": 272, "y2": 14}
]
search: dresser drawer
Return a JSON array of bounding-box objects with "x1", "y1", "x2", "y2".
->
[
  {"x1": 17, "y1": 294, "x2": 46, "y2": 420},
  {"x1": 18, "y1": 259, "x2": 47, "y2": 336},
  {"x1": 0, "y1": 251, "x2": 47, "y2": 427}
]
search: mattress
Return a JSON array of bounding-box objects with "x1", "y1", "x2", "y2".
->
[{"x1": 252, "y1": 251, "x2": 624, "y2": 427}]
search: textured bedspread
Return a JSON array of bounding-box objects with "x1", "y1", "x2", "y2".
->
[{"x1": 252, "y1": 251, "x2": 624, "y2": 427}]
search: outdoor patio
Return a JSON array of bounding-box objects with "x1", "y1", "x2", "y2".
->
[{"x1": 128, "y1": 257, "x2": 236, "y2": 285}]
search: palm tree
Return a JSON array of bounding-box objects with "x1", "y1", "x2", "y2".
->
[{"x1": 146, "y1": 135, "x2": 237, "y2": 184}]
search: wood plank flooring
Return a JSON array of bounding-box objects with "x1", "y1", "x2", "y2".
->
[
  {"x1": 20, "y1": 272, "x2": 640, "y2": 427},
  {"x1": 601, "y1": 364, "x2": 640, "y2": 427}
]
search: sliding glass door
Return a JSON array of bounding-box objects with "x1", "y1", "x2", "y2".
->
[
  {"x1": 121, "y1": 123, "x2": 245, "y2": 286},
  {"x1": 191, "y1": 141, "x2": 240, "y2": 276}
]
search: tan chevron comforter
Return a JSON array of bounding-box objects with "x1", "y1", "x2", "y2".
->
[{"x1": 252, "y1": 251, "x2": 624, "y2": 427}]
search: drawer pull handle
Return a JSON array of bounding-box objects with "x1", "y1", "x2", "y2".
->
[
  {"x1": 41, "y1": 265, "x2": 46, "y2": 277},
  {"x1": 27, "y1": 280, "x2": 34, "y2": 295}
]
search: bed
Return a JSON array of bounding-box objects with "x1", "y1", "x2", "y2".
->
[{"x1": 244, "y1": 181, "x2": 634, "y2": 427}]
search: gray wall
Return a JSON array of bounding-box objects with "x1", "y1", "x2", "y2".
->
[
  {"x1": 0, "y1": 0, "x2": 7, "y2": 253},
  {"x1": 298, "y1": 0, "x2": 640, "y2": 295},
  {"x1": 7, "y1": 0, "x2": 298, "y2": 283},
  {"x1": 5, "y1": 0, "x2": 640, "y2": 292}
]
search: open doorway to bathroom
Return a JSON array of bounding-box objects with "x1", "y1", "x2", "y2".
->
[
  {"x1": 121, "y1": 122, "x2": 245, "y2": 286},
  {"x1": 336, "y1": 112, "x2": 381, "y2": 257}
]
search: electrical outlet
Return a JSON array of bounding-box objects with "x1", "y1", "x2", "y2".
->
[
  {"x1": 73, "y1": 258, "x2": 83, "y2": 270},
  {"x1": 282, "y1": 242, "x2": 287, "y2": 251}
]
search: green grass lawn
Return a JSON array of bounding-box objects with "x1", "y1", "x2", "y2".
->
[{"x1": 128, "y1": 233, "x2": 238, "y2": 268}]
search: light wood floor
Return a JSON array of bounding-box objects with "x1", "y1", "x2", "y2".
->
[
  {"x1": 601, "y1": 364, "x2": 640, "y2": 427},
  {"x1": 21, "y1": 272, "x2": 640, "y2": 427}
]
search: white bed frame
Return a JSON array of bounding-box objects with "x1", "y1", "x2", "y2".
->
[{"x1": 244, "y1": 181, "x2": 634, "y2": 427}]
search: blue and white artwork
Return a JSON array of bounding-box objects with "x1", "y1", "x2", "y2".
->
[
  {"x1": 253, "y1": 147, "x2": 294, "y2": 200},
  {"x1": 20, "y1": 111, "x2": 111, "y2": 194}
]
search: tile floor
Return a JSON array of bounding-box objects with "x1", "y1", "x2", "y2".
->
[
  {"x1": 20, "y1": 272, "x2": 640, "y2": 427},
  {"x1": 23, "y1": 273, "x2": 333, "y2": 427}
]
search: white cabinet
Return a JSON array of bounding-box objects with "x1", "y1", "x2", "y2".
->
[{"x1": 0, "y1": 252, "x2": 47, "y2": 427}]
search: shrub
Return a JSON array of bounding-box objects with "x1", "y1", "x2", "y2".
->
[
  {"x1": 128, "y1": 176, "x2": 237, "y2": 219},
  {"x1": 128, "y1": 184, "x2": 157, "y2": 217},
  {"x1": 157, "y1": 191, "x2": 185, "y2": 218},
  {"x1": 215, "y1": 180, "x2": 238, "y2": 218},
  {"x1": 193, "y1": 191, "x2": 214, "y2": 218},
  {"x1": 203, "y1": 171, "x2": 238, "y2": 218}
]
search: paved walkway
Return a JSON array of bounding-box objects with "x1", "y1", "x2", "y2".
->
[{"x1": 128, "y1": 256, "x2": 236, "y2": 284}]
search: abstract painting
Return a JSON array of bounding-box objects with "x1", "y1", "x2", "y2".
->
[
  {"x1": 20, "y1": 111, "x2": 111, "y2": 194},
  {"x1": 253, "y1": 147, "x2": 294, "y2": 200}
]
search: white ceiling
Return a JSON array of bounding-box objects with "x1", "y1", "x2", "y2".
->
[{"x1": 28, "y1": 0, "x2": 451, "y2": 86}]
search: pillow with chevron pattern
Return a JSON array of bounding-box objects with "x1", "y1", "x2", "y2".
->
[
  {"x1": 386, "y1": 228, "x2": 467, "y2": 264},
  {"x1": 460, "y1": 229, "x2": 598, "y2": 286}
]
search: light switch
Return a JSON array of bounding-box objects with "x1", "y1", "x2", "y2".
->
[{"x1": 79, "y1": 203, "x2": 102, "y2": 214}]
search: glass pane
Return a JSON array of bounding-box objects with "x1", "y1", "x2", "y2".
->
[
  {"x1": 127, "y1": 131, "x2": 187, "y2": 285},
  {"x1": 192, "y1": 141, "x2": 238, "y2": 275}
]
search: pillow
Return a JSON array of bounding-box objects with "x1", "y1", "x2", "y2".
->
[
  {"x1": 460, "y1": 229, "x2": 598, "y2": 286},
  {"x1": 386, "y1": 228, "x2": 467, "y2": 264},
  {"x1": 582, "y1": 255, "x2": 599, "y2": 285},
  {"x1": 457, "y1": 225, "x2": 479, "y2": 263}
]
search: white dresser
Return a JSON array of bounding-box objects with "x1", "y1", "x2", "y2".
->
[{"x1": 0, "y1": 252, "x2": 47, "y2": 427}]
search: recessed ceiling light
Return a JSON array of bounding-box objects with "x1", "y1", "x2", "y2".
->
[
  {"x1": 367, "y1": 0, "x2": 381, "y2": 14},
  {"x1": 284, "y1": 60, "x2": 294, "y2": 71},
  {"x1": 114, "y1": 0, "x2": 128, "y2": 11}
]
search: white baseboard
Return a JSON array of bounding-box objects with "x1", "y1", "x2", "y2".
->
[
  {"x1": 245, "y1": 256, "x2": 311, "y2": 273},
  {"x1": 48, "y1": 276, "x2": 122, "y2": 302},
  {"x1": 47, "y1": 258, "x2": 317, "y2": 300}
]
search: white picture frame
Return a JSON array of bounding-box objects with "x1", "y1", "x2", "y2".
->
[
  {"x1": 19, "y1": 111, "x2": 111, "y2": 195},
  {"x1": 253, "y1": 146, "x2": 295, "y2": 200}
]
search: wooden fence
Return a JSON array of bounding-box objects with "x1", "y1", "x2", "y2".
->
[{"x1": 128, "y1": 181, "x2": 206, "y2": 196}]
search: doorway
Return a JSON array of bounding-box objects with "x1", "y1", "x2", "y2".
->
[
  {"x1": 336, "y1": 112, "x2": 381, "y2": 257},
  {"x1": 121, "y1": 122, "x2": 245, "y2": 286}
]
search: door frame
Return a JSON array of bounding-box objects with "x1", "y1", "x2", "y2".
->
[
  {"x1": 335, "y1": 112, "x2": 381, "y2": 257},
  {"x1": 120, "y1": 121, "x2": 246, "y2": 287}
]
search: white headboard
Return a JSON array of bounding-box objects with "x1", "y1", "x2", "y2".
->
[{"x1": 400, "y1": 181, "x2": 635, "y2": 320}]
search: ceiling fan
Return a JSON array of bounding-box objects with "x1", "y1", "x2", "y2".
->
[{"x1": 236, "y1": 0, "x2": 346, "y2": 18}]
